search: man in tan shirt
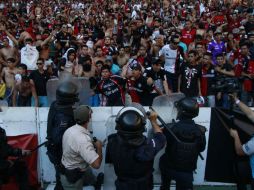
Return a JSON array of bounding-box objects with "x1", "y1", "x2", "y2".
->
[{"x1": 60, "y1": 105, "x2": 103, "y2": 190}]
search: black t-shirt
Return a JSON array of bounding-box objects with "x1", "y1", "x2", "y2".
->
[
  {"x1": 217, "y1": 62, "x2": 233, "y2": 77},
  {"x1": 29, "y1": 70, "x2": 50, "y2": 96},
  {"x1": 244, "y1": 21, "x2": 254, "y2": 34},
  {"x1": 143, "y1": 66, "x2": 167, "y2": 93},
  {"x1": 180, "y1": 62, "x2": 202, "y2": 97}
]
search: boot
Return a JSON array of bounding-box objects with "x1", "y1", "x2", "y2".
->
[{"x1": 94, "y1": 172, "x2": 104, "y2": 190}]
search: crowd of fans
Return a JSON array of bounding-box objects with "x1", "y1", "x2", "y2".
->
[{"x1": 0, "y1": 0, "x2": 253, "y2": 108}]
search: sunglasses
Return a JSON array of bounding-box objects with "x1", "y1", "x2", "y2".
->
[{"x1": 37, "y1": 62, "x2": 44, "y2": 65}]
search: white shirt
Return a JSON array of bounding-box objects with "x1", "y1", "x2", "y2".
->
[
  {"x1": 159, "y1": 44, "x2": 177, "y2": 73},
  {"x1": 61, "y1": 124, "x2": 99, "y2": 170}
]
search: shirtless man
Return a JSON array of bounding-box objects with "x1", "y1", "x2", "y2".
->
[
  {"x1": 35, "y1": 4, "x2": 42, "y2": 19},
  {"x1": 93, "y1": 46, "x2": 105, "y2": 64},
  {"x1": 0, "y1": 37, "x2": 20, "y2": 66},
  {"x1": 12, "y1": 75, "x2": 38, "y2": 107},
  {"x1": 150, "y1": 34, "x2": 164, "y2": 57},
  {"x1": 1, "y1": 58, "x2": 18, "y2": 105},
  {"x1": 117, "y1": 47, "x2": 130, "y2": 68}
]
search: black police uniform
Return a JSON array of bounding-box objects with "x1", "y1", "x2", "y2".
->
[
  {"x1": 160, "y1": 120, "x2": 206, "y2": 190},
  {"x1": 159, "y1": 98, "x2": 206, "y2": 190},
  {"x1": 0, "y1": 127, "x2": 29, "y2": 190},
  {"x1": 105, "y1": 105, "x2": 166, "y2": 190},
  {"x1": 106, "y1": 132, "x2": 165, "y2": 190},
  {"x1": 46, "y1": 81, "x2": 78, "y2": 190}
]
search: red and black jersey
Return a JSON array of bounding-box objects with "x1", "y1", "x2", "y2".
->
[
  {"x1": 211, "y1": 15, "x2": 226, "y2": 26},
  {"x1": 126, "y1": 76, "x2": 154, "y2": 106},
  {"x1": 201, "y1": 64, "x2": 217, "y2": 96},
  {"x1": 181, "y1": 28, "x2": 196, "y2": 46},
  {"x1": 96, "y1": 75, "x2": 126, "y2": 106}
]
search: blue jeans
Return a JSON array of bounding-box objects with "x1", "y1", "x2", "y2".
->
[
  {"x1": 4, "y1": 87, "x2": 12, "y2": 106},
  {"x1": 165, "y1": 72, "x2": 178, "y2": 93},
  {"x1": 89, "y1": 94, "x2": 100, "y2": 107},
  {"x1": 31, "y1": 96, "x2": 48, "y2": 107}
]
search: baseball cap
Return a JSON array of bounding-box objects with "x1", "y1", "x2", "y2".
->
[
  {"x1": 130, "y1": 62, "x2": 142, "y2": 71},
  {"x1": 105, "y1": 55, "x2": 113, "y2": 62},
  {"x1": 74, "y1": 105, "x2": 92, "y2": 124}
]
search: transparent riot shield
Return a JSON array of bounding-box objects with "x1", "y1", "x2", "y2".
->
[
  {"x1": 78, "y1": 77, "x2": 92, "y2": 105},
  {"x1": 0, "y1": 99, "x2": 8, "y2": 114},
  {"x1": 46, "y1": 72, "x2": 91, "y2": 105},
  {"x1": 152, "y1": 93, "x2": 185, "y2": 124},
  {"x1": 150, "y1": 93, "x2": 185, "y2": 184}
]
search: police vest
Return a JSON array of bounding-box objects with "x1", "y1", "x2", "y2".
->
[
  {"x1": 107, "y1": 134, "x2": 153, "y2": 179},
  {"x1": 165, "y1": 122, "x2": 206, "y2": 172},
  {"x1": 46, "y1": 101, "x2": 75, "y2": 164}
]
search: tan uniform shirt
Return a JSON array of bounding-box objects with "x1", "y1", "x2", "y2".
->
[{"x1": 61, "y1": 124, "x2": 99, "y2": 170}]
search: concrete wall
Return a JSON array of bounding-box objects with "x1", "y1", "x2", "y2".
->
[{"x1": 0, "y1": 107, "x2": 233, "y2": 187}]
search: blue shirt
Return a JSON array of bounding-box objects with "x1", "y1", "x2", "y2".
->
[
  {"x1": 111, "y1": 63, "x2": 121, "y2": 75},
  {"x1": 242, "y1": 136, "x2": 254, "y2": 178}
]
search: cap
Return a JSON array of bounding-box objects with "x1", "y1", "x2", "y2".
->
[
  {"x1": 74, "y1": 105, "x2": 92, "y2": 124},
  {"x1": 130, "y1": 62, "x2": 142, "y2": 71},
  {"x1": 152, "y1": 57, "x2": 162, "y2": 65},
  {"x1": 214, "y1": 29, "x2": 222, "y2": 35},
  {"x1": 105, "y1": 55, "x2": 113, "y2": 62}
]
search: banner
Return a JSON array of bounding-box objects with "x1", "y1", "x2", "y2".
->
[
  {"x1": 205, "y1": 108, "x2": 252, "y2": 184},
  {"x1": 2, "y1": 134, "x2": 39, "y2": 190}
]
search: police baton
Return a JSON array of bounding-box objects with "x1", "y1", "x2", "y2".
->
[
  {"x1": 30, "y1": 141, "x2": 48, "y2": 152},
  {"x1": 18, "y1": 141, "x2": 48, "y2": 159},
  {"x1": 147, "y1": 107, "x2": 181, "y2": 143},
  {"x1": 148, "y1": 106, "x2": 205, "y2": 161}
]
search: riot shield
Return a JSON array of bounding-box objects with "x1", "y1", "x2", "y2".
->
[
  {"x1": 46, "y1": 72, "x2": 91, "y2": 105},
  {"x1": 78, "y1": 77, "x2": 93, "y2": 105},
  {"x1": 0, "y1": 99, "x2": 8, "y2": 113},
  {"x1": 46, "y1": 78, "x2": 59, "y2": 105},
  {"x1": 103, "y1": 104, "x2": 148, "y2": 190},
  {"x1": 152, "y1": 93, "x2": 185, "y2": 124},
  {"x1": 150, "y1": 93, "x2": 185, "y2": 184}
]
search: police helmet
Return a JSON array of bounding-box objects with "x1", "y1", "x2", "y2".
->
[
  {"x1": 56, "y1": 81, "x2": 79, "y2": 104},
  {"x1": 175, "y1": 97, "x2": 199, "y2": 119},
  {"x1": 74, "y1": 105, "x2": 92, "y2": 125},
  {"x1": 115, "y1": 103, "x2": 147, "y2": 133}
]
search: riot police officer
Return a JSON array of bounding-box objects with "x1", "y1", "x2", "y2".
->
[
  {"x1": 106, "y1": 103, "x2": 166, "y2": 190},
  {"x1": 159, "y1": 97, "x2": 206, "y2": 190},
  {"x1": 0, "y1": 127, "x2": 31, "y2": 190},
  {"x1": 46, "y1": 81, "x2": 79, "y2": 190}
]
